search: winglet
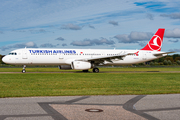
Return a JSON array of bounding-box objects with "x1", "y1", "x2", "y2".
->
[{"x1": 141, "y1": 28, "x2": 165, "y2": 51}]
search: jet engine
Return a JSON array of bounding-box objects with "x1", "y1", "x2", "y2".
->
[{"x1": 72, "y1": 61, "x2": 92, "y2": 70}]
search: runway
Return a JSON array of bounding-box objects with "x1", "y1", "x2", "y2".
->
[{"x1": 0, "y1": 94, "x2": 180, "y2": 120}]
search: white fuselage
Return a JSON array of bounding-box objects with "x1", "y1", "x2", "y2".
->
[{"x1": 2, "y1": 48, "x2": 164, "y2": 66}]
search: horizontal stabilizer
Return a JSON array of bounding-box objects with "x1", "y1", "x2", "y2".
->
[{"x1": 153, "y1": 52, "x2": 175, "y2": 56}]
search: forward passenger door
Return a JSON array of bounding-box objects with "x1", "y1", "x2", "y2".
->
[{"x1": 22, "y1": 50, "x2": 28, "y2": 59}]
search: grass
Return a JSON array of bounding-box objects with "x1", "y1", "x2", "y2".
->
[{"x1": 0, "y1": 68, "x2": 180, "y2": 97}]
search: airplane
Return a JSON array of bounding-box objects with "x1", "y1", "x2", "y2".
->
[{"x1": 2, "y1": 28, "x2": 174, "y2": 73}]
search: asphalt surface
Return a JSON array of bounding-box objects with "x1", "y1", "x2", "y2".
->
[{"x1": 0, "y1": 94, "x2": 180, "y2": 120}]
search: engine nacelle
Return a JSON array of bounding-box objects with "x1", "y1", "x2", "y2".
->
[
  {"x1": 58, "y1": 65, "x2": 72, "y2": 70},
  {"x1": 72, "y1": 61, "x2": 92, "y2": 70}
]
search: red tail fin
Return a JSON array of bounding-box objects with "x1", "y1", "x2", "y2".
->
[{"x1": 141, "y1": 28, "x2": 165, "y2": 51}]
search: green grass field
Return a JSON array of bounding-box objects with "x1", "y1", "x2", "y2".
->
[{"x1": 0, "y1": 67, "x2": 180, "y2": 97}]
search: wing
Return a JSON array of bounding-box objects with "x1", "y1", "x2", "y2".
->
[
  {"x1": 75, "y1": 53, "x2": 134, "y2": 65},
  {"x1": 153, "y1": 51, "x2": 175, "y2": 57}
]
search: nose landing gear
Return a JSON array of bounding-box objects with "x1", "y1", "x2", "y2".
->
[{"x1": 22, "y1": 65, "x2": 26, "y2": 73}]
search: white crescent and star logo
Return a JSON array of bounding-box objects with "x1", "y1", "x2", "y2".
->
[{"x1": 148, "y1": 35, "x2": 162, "y2": 51}]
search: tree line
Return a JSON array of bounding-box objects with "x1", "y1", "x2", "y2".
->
[{"x1": 0, "y1": 55, "x2": 5, "y2": 65}]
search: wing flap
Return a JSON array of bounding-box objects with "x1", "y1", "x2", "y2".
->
[{"x1": 75, "y1": 53, "x2": 134, "y2": 64}]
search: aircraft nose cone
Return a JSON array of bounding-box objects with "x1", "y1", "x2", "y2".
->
[{"x1": 2, "y1": 56, "x2": 8, "y2": 63}]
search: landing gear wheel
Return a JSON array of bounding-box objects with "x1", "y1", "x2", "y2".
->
[
  {"x1": 22, "y1": 69, "x2": 26, "y2": 73},
  {"x1": 93, "y1": 68, "x2": 99, "y2": 73},
  {"x1": 22, "y1": 65, "x2": 26, "y2": 73}
]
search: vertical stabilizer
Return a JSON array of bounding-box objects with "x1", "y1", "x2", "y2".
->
[{"x1": 141, "y1": 28, "x2": 165, "y2": 51}]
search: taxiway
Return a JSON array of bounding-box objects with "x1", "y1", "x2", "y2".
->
[{"x1": 0, "y1": 94, "x2": 180, "y2": 120}]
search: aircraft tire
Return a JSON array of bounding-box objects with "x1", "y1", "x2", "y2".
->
[
  {"x1": 22, "y1": 69, "x2": 26, "y2": 73},
  {"x1": 93, "y1": 68, "x2": 99, "y2": 73}
]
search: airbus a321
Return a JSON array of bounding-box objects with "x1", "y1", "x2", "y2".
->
[{"x1": 2, "y1": 28, "x2": 174, "y2": 73}]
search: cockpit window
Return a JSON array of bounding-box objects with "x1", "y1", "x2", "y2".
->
[{"x1": 9, "y1": 52, "x2": 17, "y2": 55}]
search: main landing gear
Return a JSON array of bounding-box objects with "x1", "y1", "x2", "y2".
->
[
  {"x1": 82, "y1": 68, "x2": 99, "y2": 73},
  {"x1": 93, "y1": 68, "x2": 99, "y2": 73},
  {"x1": 22, "y1": 65, "x2": 26, "y2": 73}
]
